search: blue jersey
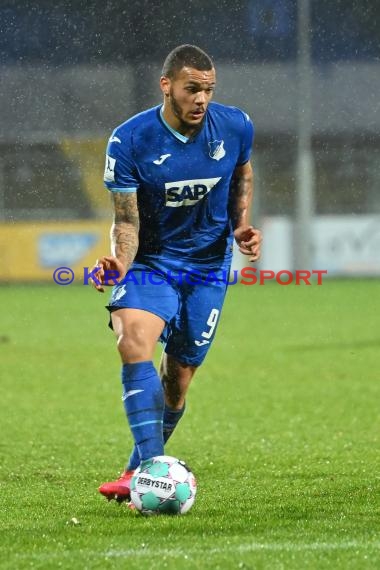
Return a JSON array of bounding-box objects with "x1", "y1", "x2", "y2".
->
[{"x1": 104, "y1": 102, "x2": 254, "y2": 266}]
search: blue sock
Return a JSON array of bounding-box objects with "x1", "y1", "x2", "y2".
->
[
  {"x1": 121, "y1": 361, "x2": 164, "y2": 466},
  {"x1": 163, "y1": 403, "x2": 186, "y2": 443},
  {"x1": 127, "y1": 444, "x2": 141, "y2": 471},
  {"x1": 127, "y1": 402, "x2": 186, "y2": 470}
]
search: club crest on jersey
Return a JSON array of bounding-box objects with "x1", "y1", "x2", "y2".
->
[
  {"x1": 208, "y1": 140, "x2": 226, "y2": 161},
  {"x1": 165, "y1": 177, "x2": 221, "y2": 207}
]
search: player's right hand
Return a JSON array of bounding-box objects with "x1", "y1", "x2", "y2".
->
[{"x1": 89, "y1": 255, "x2": 125, "y2": 293}]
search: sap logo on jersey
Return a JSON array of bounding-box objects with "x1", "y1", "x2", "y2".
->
[{"x1": 165, "y1": 177, "x2": 221, "y2": 207}]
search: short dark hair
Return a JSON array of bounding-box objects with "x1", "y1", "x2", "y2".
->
[{"x1": 162, "y1": 44, "x2": 214, "y2": 79}]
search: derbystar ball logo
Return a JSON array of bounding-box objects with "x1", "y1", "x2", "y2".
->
[{"x1": 165, "y1": 177, "x2": 221, "y2": 207}]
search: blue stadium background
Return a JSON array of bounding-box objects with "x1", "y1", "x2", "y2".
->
[{"x1": 0, "y1": 0, "x2": 379, "y2": 278}]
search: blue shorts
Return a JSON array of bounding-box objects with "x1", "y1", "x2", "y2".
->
[{"x1": 107, "y1": 258, "x2": 230, "y2": 366}]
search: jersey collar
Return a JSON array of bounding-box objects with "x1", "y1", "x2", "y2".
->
[{"x1": 159, "y1": 106, "x2": 189, "y2": 143}]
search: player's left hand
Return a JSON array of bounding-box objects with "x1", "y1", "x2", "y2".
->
[{"x1": 234, "y1": 226, "x2": 262, "y2": 262}]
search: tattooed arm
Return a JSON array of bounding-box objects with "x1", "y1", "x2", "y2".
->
[
  {"x1": 90, "y1": 192, "x2": 139, "y2": 292},
  {"x1": 230, "y1": 161, "x2": 262, "y2": 262},
  {"x1": 110, "y1": 192, "x2": 139, "y2": 270},
  {"x1": 230, "y1": 161, "x2": 254, "y2": 230}
]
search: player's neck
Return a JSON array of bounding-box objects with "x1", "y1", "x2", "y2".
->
[{"x1": 161, "y1": 104, "x2": 199, "y2": 138}]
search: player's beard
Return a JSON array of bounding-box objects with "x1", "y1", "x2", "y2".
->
[{"x1": 169, "y1": 88, "x2": 205, "y2": 135}]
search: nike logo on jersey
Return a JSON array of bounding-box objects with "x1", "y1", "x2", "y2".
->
[
  {"x1": 109, "y1": 135, "x2": 121, "y2": 143},
  {"x1": 194, "y1": 340, "x2": 210, "y2": 346},
  {"x1": 165, "y1": 177, "x2": 221, "y2": 207},
  {"x1": 153, "y1": 154, "x2": 171, "y2": 165},
  {"x1": 122, "y1": 389, "x2": 144, "y2": 401}
]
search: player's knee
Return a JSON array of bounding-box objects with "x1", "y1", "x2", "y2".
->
[
  {"x1": 161, "y1": 355, "x2": 197, "y2": 379},
  {"x1": 116, "y1": 326, "x2": 151, "y2": 362}
]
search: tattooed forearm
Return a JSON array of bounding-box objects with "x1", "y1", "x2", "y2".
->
[
  {"x1": 111, "y1": 223, "x2": 139, "y2": 270},
  {"x1": 110, "y1": 192, "x2": 139, "y2": 271},
  {"x1": 230, "y1": 162, "x2": 254, "y2": 229}
]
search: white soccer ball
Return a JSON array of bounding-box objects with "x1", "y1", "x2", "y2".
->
[{"x1": 130, "y1": 455, "x2": 197, "y2": 515}]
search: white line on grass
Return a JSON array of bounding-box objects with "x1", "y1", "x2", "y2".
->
[
  {"x1": 12, "y1": 540, "x2": 380, "y2": 564},
  {"x1": 105, "y1": 541, "x2": 380, "y2": 558}
]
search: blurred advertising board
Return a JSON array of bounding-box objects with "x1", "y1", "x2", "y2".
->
[
  {"x1": 261, "y1": 215, "x2": 380, "y2": 275},
  {"x1": 0, "y1": 222, "x2": 110, "y2": 282},
  {"x1": 1, "y1": 216, "x2": 379, "y2": 283}
]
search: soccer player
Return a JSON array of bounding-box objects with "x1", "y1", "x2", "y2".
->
[{"x1": 92, "y1": 45, "x2": 262, "y2": 503}]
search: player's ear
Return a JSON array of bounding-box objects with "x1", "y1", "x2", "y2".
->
[{"x1": 160, "y1": 76, "x2": 170, "y2": 97}]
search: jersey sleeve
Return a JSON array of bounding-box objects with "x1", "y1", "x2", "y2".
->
[
  {"x1": 236, "y1": 111, "x2": 255, "y2": 166},
  {"x1": 103, "y1": 128, "x2": 139, "y2": 193}
]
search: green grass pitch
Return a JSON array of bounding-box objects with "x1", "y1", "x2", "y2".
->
[{"x1": 1, "y1": 280, "x2": 379, "y2": 569}]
